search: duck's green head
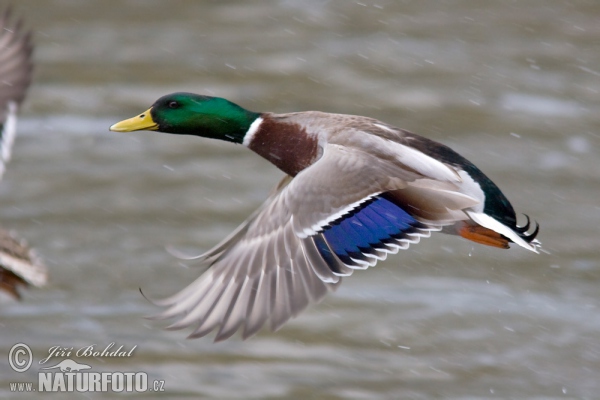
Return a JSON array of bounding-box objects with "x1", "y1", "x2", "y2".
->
[{"x1": 110, "y1": 92, "x2": 260, "y2": 144}]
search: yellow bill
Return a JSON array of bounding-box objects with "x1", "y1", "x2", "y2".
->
[{"x1": 109, "y1": 108, "x2": 158, "y2": 132}]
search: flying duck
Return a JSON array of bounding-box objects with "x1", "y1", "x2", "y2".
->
[
  {"x1": 110, "y1": 92, "x2": 540, "y2": 341},
  {"x1": 0, "y1": 8, "x2": 46, "y2": 300}
]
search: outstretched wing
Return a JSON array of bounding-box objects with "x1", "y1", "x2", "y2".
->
[
  {"x1": 149, "y1": 143, "x2": 474, "y2": 341},
  {"x1": 0, "y1": 9, "x2": 43, "y2": 300},
  {"x1": 0, "y1": 9, "x2": 33, "y2": 179}
]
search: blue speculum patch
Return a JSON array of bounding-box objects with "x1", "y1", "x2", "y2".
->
[{"x1": 318, "y1": 195, "x2": 420, "y2": 265}]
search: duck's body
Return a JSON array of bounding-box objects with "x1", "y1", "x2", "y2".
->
[
  {"x1": 0, "y1": 9, "x2": 46, "y2": 300},
  {"x1": 111, "y1": 92, "x2": 539, "y2": 341}
]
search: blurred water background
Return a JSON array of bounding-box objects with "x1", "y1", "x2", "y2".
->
[{"x1": 0, "y1": 1, "x2": 599, "y2": 398}]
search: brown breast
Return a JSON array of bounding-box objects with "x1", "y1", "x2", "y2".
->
[{"x1": 247, "y1": 116, "x2": 321, "y2": 176}]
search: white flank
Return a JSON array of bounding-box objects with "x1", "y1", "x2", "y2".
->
[
  {"x1": 466, "y1": 211, "x2": 539, "y2": 253},
  {"x1": 242, "y1": 117, "x2": 264, "y2": 147},
  {"x1": 456, "y1": 171, "x2": 485, "y2": 213}
]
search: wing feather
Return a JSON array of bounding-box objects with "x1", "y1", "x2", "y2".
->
[
  {"x1": 0, "y1": 10, "x2": 32, "y2": 180},
  {"x1": 149, "y1": 143, "x2": 479, "y2": 340},
  {"x1": 0, "y1": 10, "x2": 45, "y2": 300}
]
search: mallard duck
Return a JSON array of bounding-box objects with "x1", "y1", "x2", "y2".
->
[
  {"x1": 0, "y1": 9, "x2": 46, "y2": 300},
  {"x1": 111, "y1": 92, "x2": 540, "y2": 341}
]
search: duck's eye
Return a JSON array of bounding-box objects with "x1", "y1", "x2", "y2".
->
[{"x1": 168, "y1": 101, "x2": 179, "y2": 109}]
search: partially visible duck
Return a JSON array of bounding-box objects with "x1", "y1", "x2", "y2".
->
[
  {"x1": 0, "y1": 9, "x2": 46, "y2": 300},
  {"x1": 111, "y1": 92, "x2": 540, "y2": 341},
  {"x1": 0, "y1": 230, "x2": 45, "y2": 300}
]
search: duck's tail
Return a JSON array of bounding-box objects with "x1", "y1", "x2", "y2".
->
[{"x1": 462, "y1": 211, "x2": 541, "y2": 253}]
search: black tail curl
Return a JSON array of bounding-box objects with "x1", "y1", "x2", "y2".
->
[{"x1": 515, "y1": 214, "x2": 540, "y2": 243}]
